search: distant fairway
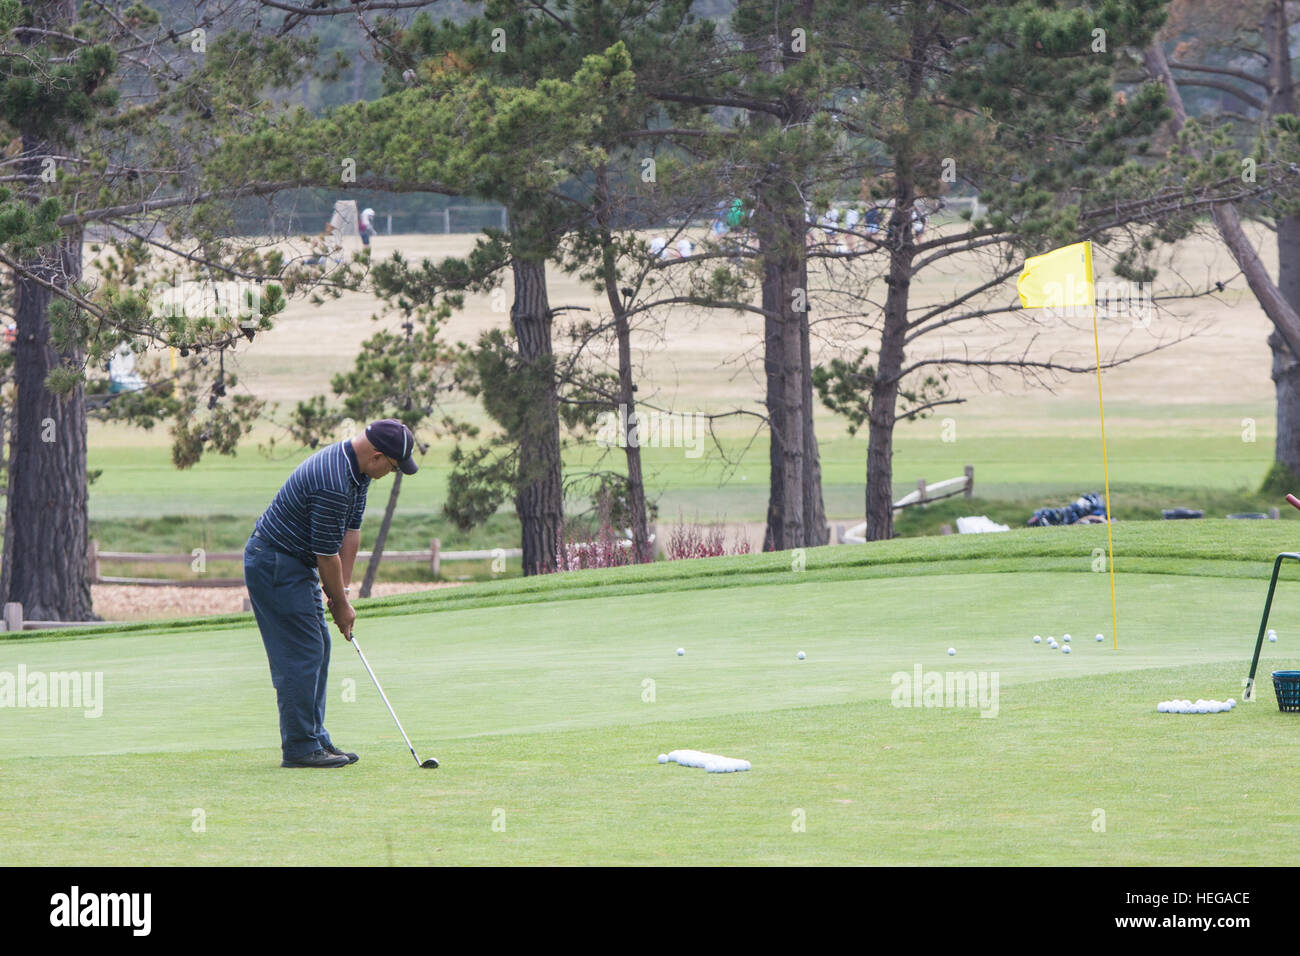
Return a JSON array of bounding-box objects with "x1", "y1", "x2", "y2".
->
[
  {"x1": 5, "y1": 522, "x2": 1300, "y2": 865},
  {"x1": 83, "y1": 225, "x2": 1282, "y2": 534}
]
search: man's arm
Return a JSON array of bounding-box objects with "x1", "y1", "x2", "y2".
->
[
  {"x1": 317, "y1": 553, "x2": 355, "y2": 639},
  {"x1": 340, "y1": 528, "x2": 360, "y2": 589}
]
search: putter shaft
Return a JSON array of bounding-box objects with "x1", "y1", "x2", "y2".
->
[{"x1": 350, "y1": 634, "x2": 438, "y2": 768}]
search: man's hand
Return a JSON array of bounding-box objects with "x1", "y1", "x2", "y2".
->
[
  {"x1": 317, "y1": 552, "x2": 355, "y2": 640},
  {"x1": 330, "y1": 599, "x2": 356, "y2": 641}
]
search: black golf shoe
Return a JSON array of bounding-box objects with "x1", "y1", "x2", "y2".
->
[
  {"x1": 322, "y1": 743, "x2": 359, "y2": 764},
  {"x1": 281, "y1": 748, "x2": 351, "y2": 768}
]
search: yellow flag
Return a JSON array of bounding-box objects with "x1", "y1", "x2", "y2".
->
[
  {"x1": 1017, "y1": 240, "x2": 1094, "y2": 309},
  {"x1": 1018, "y1": 237, "x2": 1118, "y2": 652}
]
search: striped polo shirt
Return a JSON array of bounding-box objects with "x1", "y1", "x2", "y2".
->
[{"x1": 254, "y1": 440, "x2": 369, "y2": 567}]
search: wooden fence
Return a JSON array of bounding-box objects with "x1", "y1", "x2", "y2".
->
[
  {"x1": 2, "y1": 601, "x2": 105, "y2": 632},
  {"x1": 90, "y1": 538, "x2": 521, "y2": 587},
  {"x1": 839, "y1": 466, "x2": 974, "y2": 544}
]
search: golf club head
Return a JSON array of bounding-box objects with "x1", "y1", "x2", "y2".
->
[
  {"x1": 1243, "y1": 678, "x2": 1255, "y2": 702},
  {"x1": 420, "y1": 757, "x2": 439, "y2": 769}
]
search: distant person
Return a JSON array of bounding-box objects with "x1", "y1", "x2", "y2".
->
[
  {"x1": 314, "y1": 212, "x2": 343, "y2": 265},
  {"x1": 675, "y1": 238, "x2": 693, "y2": 259},
  {"x1": 727, "y1": 198, "x2": 747, "y2": 230},
  {"x1": 360, "y1": 207, "x2": 376, "y2": 246},
  {"x1": 864, "y1": 206, "x2": 882, "y2": 237},
  {"x1": 843, "y1": 206, "x2": 861, "y2": 251},
  {"x1": 912, "y1": 207, "x2": 925, "y2": 239},
  {"x1": 649, "y1": 236, "x2": 669, "y2": 259},
  {"x1": 244, "y1": 419, "x2": 419, "y2": 769},
  {"x1": 710, "y1": 200, "x2": 730, "y2": 239}
]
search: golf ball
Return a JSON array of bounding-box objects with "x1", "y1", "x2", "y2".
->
[
  {"x1": 1062, "y1": 645, "x2": 1071, "y2": 654},
  {"x1": 676, "y1": 648, "x2": 685, "y2": 656},
  {"x1": 1096, "y1": 634, "x2": 1104, "y2": 642},
  {"x1": 1063, "y1": 634, "x2": 1071, "y2": 643},
  {"x1": 658, "y1": 753, "x2": 669, "y2": 764},
  {"x1": 1033, "y1": 635, "x2": 1042, "y2": 644},
  {"x1": 1227, "y1": 698, "x2": 1237, "y2": 708},
  {"x1": 797, "y1": 651, "x2": 806, "y2": 660},
  {"x1": 947, "y1": 648, "x2": 956, "y2": 656},
  {"x1": 1157, "y1": 701, "x2": 1168, "y2": 712},
  {"x1": 1269, "y1": 630, "x2": 1278, "y2": 643}
]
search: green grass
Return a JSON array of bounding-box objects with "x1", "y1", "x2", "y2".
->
[
  {"x1": 64, "y1": 427, "x2": 1286, "y2": 586},
  {"x1": 4, "y1": 521, "x2": 1300, "y2": 864},
  {"x1": 84, "y1": 430, "x2": 1277, "y2": 527}
]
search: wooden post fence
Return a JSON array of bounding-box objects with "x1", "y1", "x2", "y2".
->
[{"x1": 86, "y1": 539, "x2": 514, "y2": 586}]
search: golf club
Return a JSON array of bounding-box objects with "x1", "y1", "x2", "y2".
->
[
  {"x1": 1244, "y1": 493, "x2": 1300, "y2": 702},
  {"x1": 349, "y1": 633, "x2": 439, "y2": 769}
]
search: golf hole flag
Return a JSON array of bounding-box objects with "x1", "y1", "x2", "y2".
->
[
  {"x1": 1017, "y1": 240, "x2": 1118, "y2": 649},
  {"x1": 1018, "y1": 240, "x2": 1093, "y2": 311}
]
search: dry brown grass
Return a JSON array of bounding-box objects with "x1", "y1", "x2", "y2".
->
[
  {"x1": 90, "y1": 580, "x2": 462, "y2": 622},
  {"x1": 86, "y1": 221, "x2": 1274, "y2": 445}
]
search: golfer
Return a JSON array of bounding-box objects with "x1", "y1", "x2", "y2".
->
[{"x1": 244, "y1": 420, "x2": 419, "y2": 768}]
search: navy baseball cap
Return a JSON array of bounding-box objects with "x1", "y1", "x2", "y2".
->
[{"x1": 365, "y1": 419, "x2": 419, "y2": 474}]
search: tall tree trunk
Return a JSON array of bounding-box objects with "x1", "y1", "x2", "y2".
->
[
  {"x1": 800, "y1": 257, "x2": 828, "y2": 546},
  {"x1": 359, "y1": 470, "x2": 400, "y2": 598},
  {"x1": 1147, "y1": 40, "x2": 1300, "y2": 479},
  {"x1": 755, "y1": 191, "x2": 805, "y2": 550},
  {"x1": 864, "y1": 23, "x2": 924, "y2": 542},
  {"x1": 594, "y1": 166, "x2": 651, "y2": 563},
  {"x1": 509, "y1": 212, "x2": 563, "y2": 575},
  {"x1": 1, "y1": 231, "x2": 94, "y2": 620},
  {"x1": 762, "y1": 259, "x2": 785, "y2": 552},
  {"x1": 1267, "y1": 4, "x2": 1300, "y2": 477},
  {"x1": 1, "y1": 0, "x2": 93, "y2": 621},
  {"x1": 1274, "y1": 213, "x2": 1300, "y2": 475},
  {"x1": 866, "y1": 295, "x2": 908, "y2": 541},
  {"x1": 866, "y1": 200, "x2": 916, "y2": 541},
  {"x1": 755, "y1": 18, "x2": 820, "y2": 552},
  {"x1": 613, "y1": 312, "x2": 651, "y2": 562}
]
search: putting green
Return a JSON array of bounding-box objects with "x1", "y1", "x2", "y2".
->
[{"x1": 3, "y1": 532, "x2": 1300, "y2": 864}]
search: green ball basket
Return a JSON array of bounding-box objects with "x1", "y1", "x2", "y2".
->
[{"x1": 1271, "y1": 671, "x2": 1300, "y2": 712}]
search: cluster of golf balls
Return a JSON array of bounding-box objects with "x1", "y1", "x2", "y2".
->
[
  {"x1": 1030, "y1": 633, "x2": 1103, "y2": 654},
  {"x1": 1157, "y1": 698, "x2": 1236, "y2": 714}
]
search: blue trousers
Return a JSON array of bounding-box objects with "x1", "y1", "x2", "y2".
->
[{"x1": 243, "y1": 535, "x2": 336, "y2": 760}]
